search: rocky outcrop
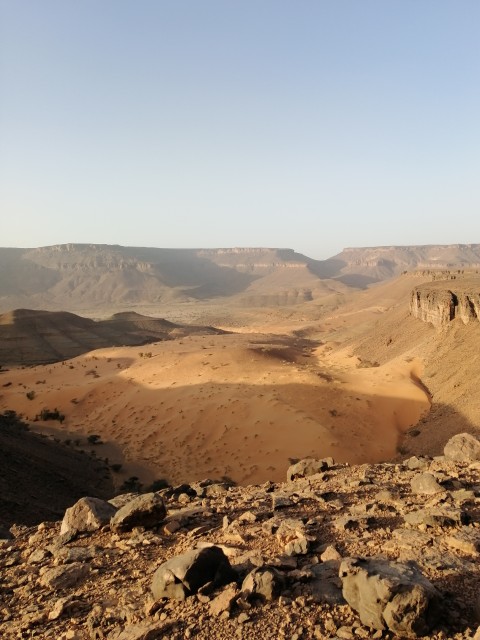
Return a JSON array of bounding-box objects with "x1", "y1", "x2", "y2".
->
[
  {"x1": 1, "y1": 436, "x2": 479, "y2": 639},
  {"x1": 410, "y1": 282, "x2": 480, "y2": 327}
]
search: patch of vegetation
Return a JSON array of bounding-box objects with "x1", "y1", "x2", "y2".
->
[
  {"x1": 87, "y1": 434, "x2": 102, "y2": 445},
  {"x1": 26, "y1": 390, "x2": 36, "y2": 400},
  {"x1": 120, "y1": 476, "x2": 143, "y2": 492},
  {"x1": 37, "y1": 408, "x2": 65, "y2": 423},
  {"x1": 148, "y1": 478, "x2": 169, "y2": 491}
]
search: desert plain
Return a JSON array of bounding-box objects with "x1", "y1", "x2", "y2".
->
[{"x1": 1, "y1": 244, "x2": 479, "y2": 492}]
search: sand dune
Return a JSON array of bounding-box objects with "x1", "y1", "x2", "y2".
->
[{"x1": 0, "y1": 332, "x2": 430, "y2": 487}]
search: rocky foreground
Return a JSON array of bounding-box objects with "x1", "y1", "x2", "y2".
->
[{"x1": 1, "y1": 434, "x2": 480, "y2": 640}]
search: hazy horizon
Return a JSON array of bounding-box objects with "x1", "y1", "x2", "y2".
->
[{"x1": 1, "y1": 1, "x2": 480, "y2": 259}]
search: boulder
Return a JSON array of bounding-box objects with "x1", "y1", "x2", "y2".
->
[
  {"x1": 410, "y1": 473, "x2": 444, "y2": 495},
  {"x1": 339, "y1": 557, "x2": 441, "y2": 638},
  {"x1": 60, "y1": 497, "x2": 117, "y2": 537},
  {"x1": 110, "y1": 493, "x2": 166, "y2": 532},
  {"x1": 151, "y1": 546, "x2": 236, "y2": 601},
  {"x1": 444, "y1": 433, "x2": 480, "y2": 462},
  {"x1": 286, "y1": 457, "x2": 334, "y2": 482},
  {"x1": 241, "y1": 566, "x2": 285, "y2": 601}
]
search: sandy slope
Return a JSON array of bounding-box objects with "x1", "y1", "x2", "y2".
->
[{"x1": 0, "y1": 331, "x2": 430, "y2": 487}]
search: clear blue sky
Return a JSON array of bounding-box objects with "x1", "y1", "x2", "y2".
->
[{"x1": 1, "y1": 1, "x2": 479, "y2": 259}]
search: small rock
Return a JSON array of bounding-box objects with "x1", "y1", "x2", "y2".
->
[
  {"x1": 286, "y1": 457, "x2": 334, "y2": 482},
  {"x1": 284, "y1": 536, "x2": 309, "y2": 556},
  {"x1": 404, "y1": 507, "x2": 467, "y2": 528},
  {"x1": 405, "y1": 456, "x2": 430, "y2": 470},
  {"x1": 209, "y1": 584, "x2": 238, "y2": 616},
  {"x1": 276, "y1": 518, "x2": 306, "y2": 544},
  {"x1": 48, "y1": 596, "x2": 89, "y2": 620},
  {"x1": 39, "y1": 562, "x2": 90, "y2": 590},
  {"x1": 272, "y1": 493, "x2": 293, "y2": 510},
  {"x1": 242, "y1": 566, "x2": 285, "y2": 601},
  {"x1": 320, "y1": 545, "x2": 342, "y2": 562},
  {"x1": 444, "y1": 529, "x2": 480, "y2": 555}
]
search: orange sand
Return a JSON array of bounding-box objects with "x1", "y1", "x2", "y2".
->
[{"x1": 0, "y1": 333, "x2": 430, "y2": 487}]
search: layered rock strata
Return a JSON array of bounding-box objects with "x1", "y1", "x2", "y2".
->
[{"x1": 410, "y1": 281, "x2": 480, "y2": 327}]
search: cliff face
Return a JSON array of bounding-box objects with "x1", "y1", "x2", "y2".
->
[{"x1": 410, "y1": 282, "x2": 480, "y2": 327}]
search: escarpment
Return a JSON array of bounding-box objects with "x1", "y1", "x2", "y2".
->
[{"x1": 410, "y1": 280, "x2": 480, "y2": 327}]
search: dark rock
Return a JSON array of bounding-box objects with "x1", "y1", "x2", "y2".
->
[
  {"x1": 339, "y1": 557, "x2": 441, "y2": 638},
  {"x1": 151, "y1": 546, "x2": 236, "y2": 601},
  {"x1": 309, "y1": 561, "x2": 345, "y2": 605},
  {"x1": 111, "y1": 493, "x2": 166, "y2": 532}
]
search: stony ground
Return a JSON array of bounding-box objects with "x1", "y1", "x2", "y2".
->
[{"x1": 1, "y1": 445, "x2": 479, "y2": 640}]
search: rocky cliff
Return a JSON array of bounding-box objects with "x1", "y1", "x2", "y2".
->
[{"x1": 410, "y1": 281, "x2": 480, "y2": 328}]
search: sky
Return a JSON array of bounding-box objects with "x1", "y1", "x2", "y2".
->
[{"x1": 1, "y1": 1, "x2": 479, "y2": 259}]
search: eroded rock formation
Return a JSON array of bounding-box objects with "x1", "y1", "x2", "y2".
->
[{"x1": 410, "y1": 281, "x2": 480, "y2": 327}]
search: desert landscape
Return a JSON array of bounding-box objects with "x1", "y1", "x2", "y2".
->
[
  {"x1": 2, "y1": 243, "x2": 480, "y2": 491},
  {"x1": 1, "y1": 242, "x2": 480, "y2": 640}
]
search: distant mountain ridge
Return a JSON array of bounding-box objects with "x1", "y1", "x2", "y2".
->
[{"x1": 1, "y1": 243, "x2": 479, "y2": 313}]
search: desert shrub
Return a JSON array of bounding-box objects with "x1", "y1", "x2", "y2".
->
[
  {"x1": 87, "y1": 434, "x2": 102, "y2": 445},
  {"x1": 120, "y1": 476, "x2": 143, "y2": 492},
  {"x1": 26, "y1": 390, "x2": 36, "y2": 400},
  {"x1": 149, "y1": 478, "x2": 169, "y2": 491},
  {"x1": 38, "y1": 408, "x2": 65, "y2": 423}
]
